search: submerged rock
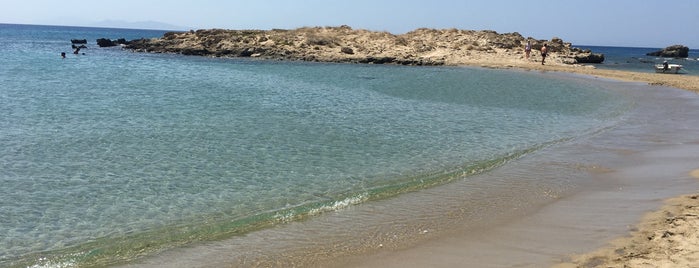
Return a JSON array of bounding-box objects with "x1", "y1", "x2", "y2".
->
[{"x1": 96, "y1": 38, "x2": 129, "y2": 47}]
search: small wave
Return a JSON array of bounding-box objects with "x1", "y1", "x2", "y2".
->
[
  {"x1": 21, "y1": 253, "x2": 81, "y2": 268},
  {"x1": 308, "y1": 193, "x2": 369, "y2": 216},
  {"x1": 7, "y1": 148, "x2": 543, "y2": 268},
  {"x1": 27, "y1": 259, "x2": 76, "y2": 268}
]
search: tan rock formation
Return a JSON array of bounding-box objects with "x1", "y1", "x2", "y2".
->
[{"x1": 125, "y1": 26, "x2": 601, "y2": 66}]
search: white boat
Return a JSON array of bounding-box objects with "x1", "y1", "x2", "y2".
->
[{"x1": 654, "y1": 63, "x2": 683, "y2": 74}]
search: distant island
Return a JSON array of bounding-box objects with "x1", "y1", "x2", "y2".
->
[{"x1": 124, "y1": 25, "x2": 604, "y2": 66}]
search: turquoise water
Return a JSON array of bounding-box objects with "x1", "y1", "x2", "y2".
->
[{"x1": 0, "y1": 24, "x2": 629, "y2": 267}]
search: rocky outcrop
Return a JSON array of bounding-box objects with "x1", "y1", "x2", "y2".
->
[
  {"x1": 124, "y1": 26, "x2": 601, "y2": 66},
  {"x1": 97, "y1": 38, "x2": 117, "y2": 47},
  {"x1": 646, "y1": 45, "x2": 689, "y2": 58},
  {"x1": 71, "y1": 39, "x2": 87, "y2": 44},
  {"x1": 96, "y1": 38, "x2": 129, "y2": 47},
  {"x1": 574, "y1": 53, "x2": 605, "y2": 63}
]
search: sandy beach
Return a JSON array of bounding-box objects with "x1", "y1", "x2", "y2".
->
[
  {"x1": 489, "y1": 56, "x2": 699, "y2": 267},
  {"x1": 417, "y1": 40, "x2": 699, "y2": 267},
  {"x1": 520, "y1": 62, "x2": 699, "y2": 268},
  {"x1": 325, "y1": 68, "x2": 699, "y2": 268},
  {"x1": 478, "y1": 53, "x2": 699, "y2": 268},
  {"x1": 319, "y1": 58, "x2": 699, "y2": 267},
  {"x1": 555, "y1": 192, "x2": 699, "y2": 267},
  {"x1": 346, "y1": 61, "x2": 699, "y2": 268},
  {"x1": 352, "y1": 64, "x2": 699, "y2": 267}
]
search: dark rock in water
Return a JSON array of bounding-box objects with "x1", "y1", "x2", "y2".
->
[
  {"x1": 359, "y1": 56, "x2": 396, "y2": 64},
  {"x1": 575, "y1": 53, "x2": 605, "y2": 63},
  {"x1": 646, "y1": 45, "x2": 689, "y2": 58},
  {"x1": 96, "y1": 38, "x2": 131, "y2": 47},
  {"x1": 71, "y1": 39, "x2": 87, "y2": 44},
  {"x1": 97, "y1": 38, "x2": 117, "y2": 47},
  {"x1": 180, "y1": 48, "x2": 210, "y2": 56}
]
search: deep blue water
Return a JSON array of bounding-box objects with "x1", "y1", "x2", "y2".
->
[{"x1": 0, "y1": 24, "x2": 633, "y2": 267}]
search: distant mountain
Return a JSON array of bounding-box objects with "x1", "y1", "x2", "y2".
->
[{"x1": 90, "y1": 20, "x2": 187, "y2": 31}]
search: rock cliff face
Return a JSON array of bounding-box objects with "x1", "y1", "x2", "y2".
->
[
  {"x1": 125, "y1": 26, "x2": 602, "y2": 65},
  {"x1": 646, "y1": 45, "x2": 690, "y2": 58}
]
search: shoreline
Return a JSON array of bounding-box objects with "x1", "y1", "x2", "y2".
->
[
  {"x1": 120, "y1": 65, "x2": 699, "y2": 268},
  {"x1": 400, "y1": 47, "x2": 699, "y2": 268},
  {"x1": 121, "y1": 27, "x2": 699, "y2": 267},
  {"x1": 329, "y1": 69, "x2": 699, "y2": 268},
  {"x1": 473, "y1": 56, "x2": 699, "y2": 268},
  {"x1": 346, "y1": 64, "x2": 699, "y2": 267}
]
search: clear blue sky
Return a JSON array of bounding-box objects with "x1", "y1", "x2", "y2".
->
[{"x1": 2, "y1": 0, "x2": 698, "y2": 48}]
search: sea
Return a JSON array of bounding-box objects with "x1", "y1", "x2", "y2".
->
[
  {"x1": 1, "y1": 23, "x2": 698, "y2": 267},
  {"x1": 577, "y1": 45, "x2": 699, "y2": 75}
]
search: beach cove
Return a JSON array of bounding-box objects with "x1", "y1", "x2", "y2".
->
[
  {"x1": 2, "y1": 24, "x2": 699, "y2": 267},
  {"x1": 118, "y1": 28, "x2": 699, "y2": 267}
]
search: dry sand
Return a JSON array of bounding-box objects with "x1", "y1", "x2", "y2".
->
[{"x1": 555, "y1": 191, "x2": 699, "y2": 268}]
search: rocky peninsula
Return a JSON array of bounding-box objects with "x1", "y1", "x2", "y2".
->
[
  {"x1": 125, "y1": 25, "x2": 604, "y2": 66},
  {"x1": 124, "y1": 26, "x2": 699, "y2": 92}
]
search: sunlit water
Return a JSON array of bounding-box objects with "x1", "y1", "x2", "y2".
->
[{"x1": 0, "y1": 24, "x2": 630, "y2": 267}]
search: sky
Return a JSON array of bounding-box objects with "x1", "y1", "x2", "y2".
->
[{"x1": 2, "y1": 0, "x2": 698, "y2": 48}]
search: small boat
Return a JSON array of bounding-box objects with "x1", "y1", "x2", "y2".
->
[{"x1": 654, "y1": 62, "x2": 683, "y2": 74}]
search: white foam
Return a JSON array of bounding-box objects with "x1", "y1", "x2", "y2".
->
[{"x1": 309, "y1": 194, "x2": 369, "y2": 216}]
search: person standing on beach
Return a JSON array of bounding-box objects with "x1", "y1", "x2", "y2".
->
[
  {"x1": 525, "y1": 41, "x2": 532, "y2": 60},
  {"x1": 540, "y1": 44, "x2": 548, "y2": 65}
]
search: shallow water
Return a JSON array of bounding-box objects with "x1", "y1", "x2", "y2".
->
[{"x1": 1, "y1": 24, "x2": 634, "y2": 267}]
